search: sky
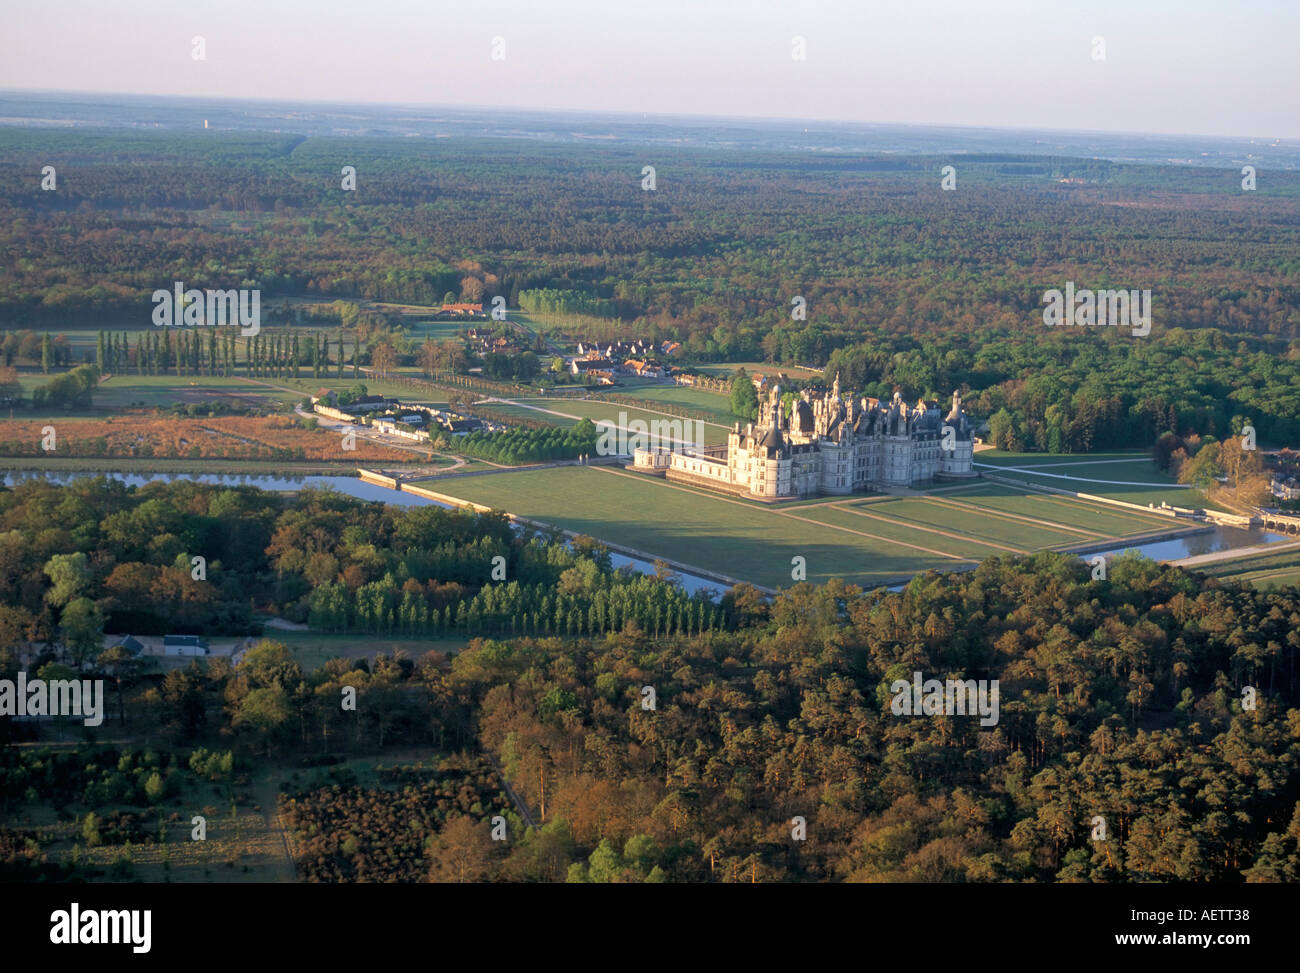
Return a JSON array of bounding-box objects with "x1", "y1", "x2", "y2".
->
[{"x1": 1, "y1": 0, "x2": 1296, "y2": 138}]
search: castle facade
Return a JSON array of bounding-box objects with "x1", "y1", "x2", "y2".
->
[{"x1": 634, "y1": 378, "x2": 975, "y2": 499}]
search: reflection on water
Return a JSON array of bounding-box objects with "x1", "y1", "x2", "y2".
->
[
  {"x1": 1089, "y1": 525, "x2": 1284, "y2": 561},
  {"x1": 4, "y1": 470, "x2": 1287, "y2": 596},
  {"x1": 3, "y1": 469, "x2": 432, "y2": 506}
]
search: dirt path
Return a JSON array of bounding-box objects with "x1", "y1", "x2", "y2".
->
[
  {"x1": 252, "y1": 768, "x2": 298, "y2": 882},
  {"x1": 489, "y1": 757, "x2": 538, "y2": 830}
]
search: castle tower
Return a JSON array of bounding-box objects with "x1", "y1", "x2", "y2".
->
[{"x1": 939, "y1": 389, "x2": 975, "y2": 478}]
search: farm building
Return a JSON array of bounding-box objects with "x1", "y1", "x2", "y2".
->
[
  {"x1": 112, "y1": 635, "x2": 146, "y2": 657},
  {"x1": 163, "y1": 635, "x2": 209, "y2": 657}
]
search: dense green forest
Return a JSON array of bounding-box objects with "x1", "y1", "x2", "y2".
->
[
  {"x1": 3, "y1": 130, "x2": 1297, "y2": 345},
  {"x1": 3, "y1": 480, "x2": 1300, "y2": 882},
  {"x1": 823, "y1": 326, "x2": 1300, "y2": 449},
  {"x1": 0, "y1": 477, "x2": 721, "y2": 649}
]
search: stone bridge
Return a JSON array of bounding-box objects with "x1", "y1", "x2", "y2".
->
[{"x1": 1260, "y1": 511, "x2": 1300, "y2": 535}]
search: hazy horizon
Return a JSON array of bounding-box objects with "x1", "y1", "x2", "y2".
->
[
  {"x1": 3, "y1": 85, "x2": 1297, "y2": 147},
  {"x1": 1, "y1": 1, "x2": 1297, "y2": 140}
]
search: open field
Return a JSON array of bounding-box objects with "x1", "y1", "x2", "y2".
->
[
  {"x1": 792, "y1": 501, "x2": 1015, "y2": 559},
  {"x1": 607, "y1": 384, "x2": 741, "y2": 424},
  {"x1": 268, "y1": 630, "x2": 470, "y2": 671},
  {"x1": 4, "y1": 753, "x2": 292, "y2": 883},
  {"x1": 1190, "y1": 544, "x2": 1300, "y2": 589},
  {"x1": 917, "y1": 482, "x2": 1179, "y2": 540},
  {"x1": 14, "y1": 372, "x2": 307, "y2": 416},
  {"x1": 973, "y1": 450, "x2": 1217, "y2": 508},
  {"x1": 249, "y1": 374, "x2": 449, "y2": 407},
  {"x1": 692, "y1": 361, "x2": 822, "y2": 379},
  {"x1": 431, "y1": 464, "x2": 962, "y2": 588},
  {"x1": 13, "y1": 371, "x2": 450, "y2": 417},
  {"x1": 421, "y1": 464, "x2": 1194, "y2": 589},
  {"x1": 474, "y1": 395, "x2": 732, "y2": 446},
  {"x1": 511, "y1": 309, "x2": 623, "y2": 340},
  {"x1": 0, "y1": 415, "x2": 417, "y2": 462},
  {"x1": 406, "y1": 321, "x2": 471, "y2": 341}
]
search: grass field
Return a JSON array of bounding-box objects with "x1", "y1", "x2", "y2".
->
[
  {"x1": 435, "y1": 464, "x2": 963, "y2": 588},
  {"x1": 424, "y1": 464, "x2": 1196, "y2": 589},
  {"x1": 607, "y1": 384, "x2": 741, "y2": 424},
  {"x1": 693, "y1": 361, "x2": 822, "y2": 379},
  {"x1": 15, "y1": 373, "x2": 307, "y2": 416},
  {"x1": 268, "y1": 630, "x2": 470, "y2": 671},
  {"x1": 920, "y1": 482, "x2": 1178, "y2": 541},
  {"x1": 400, "y1": 320, "x2": 470, "y2": 341},
  {"x1": 7, "y1": 754, "x2": 291, "y2": 883},
  {"x1": 1192, "y1": 545, "x2": 1300, "y2": 589},
  {"x1": 476, "y1": 396, "x2": 732, "y2": 446},
  {"x1": 974, "y1": 450, "x2": 1216, "y2": 509},
  {"x1": 255, "y1": 374, "x2": 448, "y2": 407},
  {"x1": 16, "y1": 370, "x2": 451, "y2": 416}
]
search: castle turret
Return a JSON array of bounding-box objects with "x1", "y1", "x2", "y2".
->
[{"x1": 939, "y1": 389, "x2": 975, "y2": 478}]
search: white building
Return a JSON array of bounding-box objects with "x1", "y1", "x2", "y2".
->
[
  {"x1": 635, "y1": 378, "x2": 976, "y2": 499},
  {"x1": 163, "y1": 635, "x2": 208, "y2": 657}
]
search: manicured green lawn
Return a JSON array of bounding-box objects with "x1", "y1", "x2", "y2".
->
[
  {"x1": 607, "y1": 384, "x2": 740, "y2": 424},
  {"x1": 919, "y1": 483, "x2": 1178, "y2": 537},
  {"x1": 481, "y1": 397, "x2": 731, "y2": 446},
  {"x1": 974, "y1": 451, "x2": 1213, "y2": 508},
  {"x1": 427, "y1": 463, "x2": 1213, "y2": 590},
  {"x1": 794, "y1": 503, "x2": 1004, "y2": 559},
  {"x1": 399, "y1": 320, "x2": 469, "y2": 341},
  {"x1": 436, "y1": 465, "x2": 969, "y2": 588},
  {"x1": 856, "y1": 494, "x2": 1090, "y2": 550}
]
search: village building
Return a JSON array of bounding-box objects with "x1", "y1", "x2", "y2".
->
[
  {"x1": 1272, "y1": 476, "x2": 1300, "y2": 501},
  {"x1": 570, "y1": 356, "x2": 615, "y2": 377},
  {"x1": 622, "y1": 358, "x2": 665, "y2": 378},
  {"x1": 436, "y1": 302, "x2": 485, "y2": 318}
]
